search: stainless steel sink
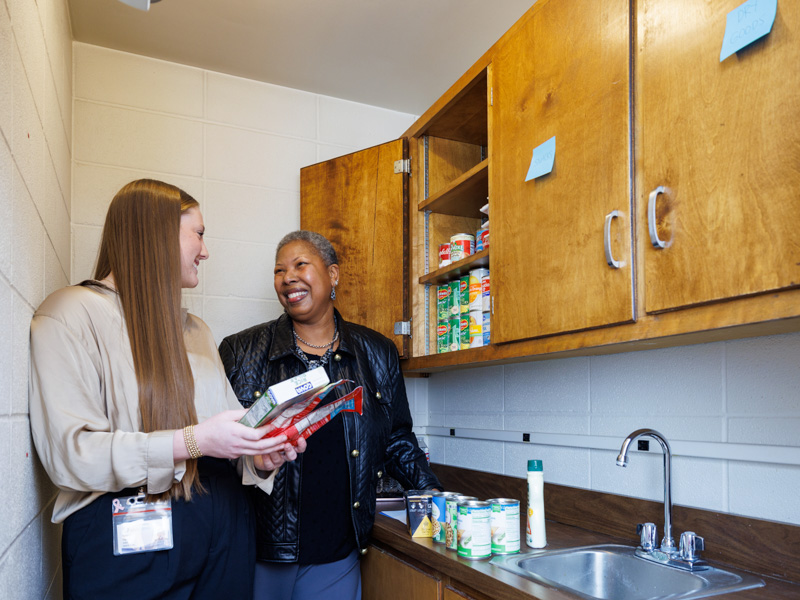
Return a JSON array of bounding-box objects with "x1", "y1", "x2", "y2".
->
[{"x1": 490, "y1": 544, "x2": 764, "y2": 600}]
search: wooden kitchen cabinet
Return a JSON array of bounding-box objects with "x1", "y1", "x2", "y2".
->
[
  {"x1": 361, "y1": 544, "x2": 440, "y2": 600},
  {"x1": 300, "y1": 0, "x2": 800, "y2": 374},
  {"x1": 637, "y1": 0, "x2": 800, "y2": 314},
  {"x1": 300, "y1": 139, "x2": 409, "y2": 357},
  {"x1": 491, "y1": 0, "x2": 633, "y2": 343}
]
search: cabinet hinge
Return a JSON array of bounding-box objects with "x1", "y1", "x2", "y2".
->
[
  {"x1": 394, "y1": 159, "x2": 411, "y2": 175},
  {"x1": 394, "y1": 320, "x2": 412, "y2": 337}
]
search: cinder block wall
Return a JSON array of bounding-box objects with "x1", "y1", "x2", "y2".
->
[
  {"x1": 71, "y1": 43, "x2": 417, "y2": 343},
  {"x1": 0, "y1": 0, "x2": 72, "y2": 598}
]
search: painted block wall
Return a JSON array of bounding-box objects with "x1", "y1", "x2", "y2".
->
[
  {"x1": 0, "y1": 0, "x2": 72, "y2": 598},
  {"x1": 71, "y1": 42, "x2": 417, "y2": 346},
  {"x1": 419, "y1": 331, "x2": 800, "y2": 526}
]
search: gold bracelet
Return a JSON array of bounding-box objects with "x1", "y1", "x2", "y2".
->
[{"x1": 183, "y1": 425, "x2": 203, "y2": 460}]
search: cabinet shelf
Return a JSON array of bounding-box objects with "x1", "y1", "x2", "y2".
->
[
  {"x1": 410, "y1": 68, "x2": 488, "y2": 146},
  {"x1": 419, "y1": 249, "x2": 489, "y2": 285},
  {"x1": 419, "y1": 159, "x2": 488, "y2": 217}
]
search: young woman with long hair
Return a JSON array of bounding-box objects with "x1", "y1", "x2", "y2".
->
[{"x1": 29, "y1": 179, "x2": 304, "y2": 599}]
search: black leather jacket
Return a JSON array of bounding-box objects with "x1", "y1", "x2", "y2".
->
[{"x1": 219, "y1": 310, "x2": 441, "y2": 562}]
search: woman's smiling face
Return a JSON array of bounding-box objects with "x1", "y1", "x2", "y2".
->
[
  {"x1": 274, "y1": 240, "x2": 338, "y2": 323},
  {"x1": 179, "y1": 207, "x2": 208, "y2": 288}
]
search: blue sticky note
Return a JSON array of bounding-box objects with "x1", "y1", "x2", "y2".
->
[
  {"x1": 525, "y1": 136, "x2": 556, "y2": 181},
  {"x1": 720, "y1": 0, "x2": 777, "y2": 62}
]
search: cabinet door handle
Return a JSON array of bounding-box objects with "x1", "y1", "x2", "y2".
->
[
  {"x1": 604, "y1": 210, "x2": 623, "y2": 269},
  {"x1": 648, "y1": 186, "x2": 668, "y2": 249}
]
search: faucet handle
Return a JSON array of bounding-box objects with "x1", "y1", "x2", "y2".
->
[
  {"x1": 637, "y1": 522, "x2": 657, "y2": 551},
  {"x1": 679, "y1": 531, "x2": 705, "y2": 561}
]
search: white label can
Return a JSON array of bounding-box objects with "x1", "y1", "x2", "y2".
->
[
  {"x1": 450, "y1": 234, "x2": 475, "y2": 262},
  {"x1": 457, "y1": 500, "x2": 492, "y2": 559},
  {"x1": 468, "y1": 268, "x2": 488, "y2": 312},
  {"x1": 486, "y1": 498, "x2": 520, "y2": 554}
]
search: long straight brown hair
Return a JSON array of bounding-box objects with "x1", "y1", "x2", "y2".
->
[{"x1": 95, "y1": 179, "x2": 202, "y2": 501}]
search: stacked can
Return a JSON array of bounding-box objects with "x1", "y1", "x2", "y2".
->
[
  {"x1": 436, "y1": 284, "x2": 457, "y2": 354},
  {"x1": 468, "y1": 268, "x2": 488, "y2": 348},
  {"x1": 481, "y1": 270, "x2": 491, "y2": 345}
]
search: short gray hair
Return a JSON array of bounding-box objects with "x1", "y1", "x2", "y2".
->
[{"x1": 276, "y1": 230, "x2": 339, "y2": 267}]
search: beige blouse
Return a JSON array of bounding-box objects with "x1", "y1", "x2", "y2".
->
[{"x1": 29, "y1": 284, "x2": 272, "y2": 523}]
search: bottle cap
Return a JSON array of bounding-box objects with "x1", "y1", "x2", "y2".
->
[{"x1": 527, "y1": 459, "x2": 543, "y2": 472}]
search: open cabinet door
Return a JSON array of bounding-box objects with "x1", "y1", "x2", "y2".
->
[{"x1": 300, "y1": 139, "x2": 409, "y2": 357}]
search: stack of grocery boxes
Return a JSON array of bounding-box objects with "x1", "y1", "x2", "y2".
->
[{"x1": 436, "y1": 268, "x2": 490, "y2": 353}]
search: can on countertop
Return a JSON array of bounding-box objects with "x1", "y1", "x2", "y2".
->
[
  {"x1": 438, "y1": 243, "x2": 451, "y2": 269},
  {"x1": 431, "y1": 491, "x2": 459, "y2": 544},
  {"x1": 445, "y1": 495, "x2": 476, "y2": 550},
  {"x1": 486, "y1": 498, "x2": 521, "y2": 554},
  {"x1": 404, "y1": 490, "x2": 434, "y2": 538},
  {"x1": 457, "y1": 500, "x2": 492, "y2": 559},
  {"x1": 450, "y1": 234, "x2": 475, "y2": 262}
]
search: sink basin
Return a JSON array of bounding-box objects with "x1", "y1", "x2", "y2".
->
[{"x1": 491, "y1": 544, "x2": 764, "y2": 600}]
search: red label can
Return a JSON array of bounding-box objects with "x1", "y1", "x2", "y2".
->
[{"x1": 439, "y1": 243, "x2": 451, "y2": 268}]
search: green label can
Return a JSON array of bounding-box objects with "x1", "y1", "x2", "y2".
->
[
  {"x1": 487, "y1": 498, "x2": 520, "y2": 554},
  {"x1": 436, "y1": 285, "x2": 451, "y2": 322},
  {"x1": 459, "y1": 316, "x2": 470, "y2": 350},
  {"x1": 436, "y1": 320, "x2": 450, "y2": 354},
  {"x1": 448, "y1": 280, "x2": 460, "y2": 317},
  {"x1": 448, "y1": 317, "x2": 460, "y2": 352},
  {"x1": 459, "y1": 275, "x2": 470, "y2": 314},
  {"x1": 457, "y1": 500, "x2": 492, "y2": 559}
]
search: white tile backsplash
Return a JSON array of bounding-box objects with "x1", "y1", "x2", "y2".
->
[
  {"x1": 504, "y1": 358, "x2": 590, "y2": 412},
  {"x1": 726, "y1": 333, "x2": 800, "y2": 414},
  {"x1": 729, "y1": 462, "x2": 800, "y2": 525},
  {"x1": 590, "y1": 343, "x2": 725, "y2": 415},
  {"x1": 426, "y1": 331, "x2": 800, "y2": 524},
  {"x1": 728, "y1": 417, "x2": 800, "y2": 446}
]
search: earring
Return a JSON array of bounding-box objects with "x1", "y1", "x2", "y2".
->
[{"x1": 330, "y1": 287, "x2": 336, "y2": 300}]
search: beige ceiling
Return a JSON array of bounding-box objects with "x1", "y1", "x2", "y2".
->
[{"x1": 67, "y1": 0, "x2": 535, "y2": 115}]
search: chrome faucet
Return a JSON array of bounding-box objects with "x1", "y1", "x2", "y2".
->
[
  {"x1": 616, "y1": 428, "x2": 676, "y2": 553},
  {"x1": 616, "y1": 429, "x2": 708, "y2": 571}
]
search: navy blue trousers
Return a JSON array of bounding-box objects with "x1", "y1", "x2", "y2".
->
[{"x1": 62, "y1": 458, "x2": 255, "y2": 600}]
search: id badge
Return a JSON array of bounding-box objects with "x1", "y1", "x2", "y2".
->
[{"x1": 111, "y1": 491, "x2": 174, "y2": 556}]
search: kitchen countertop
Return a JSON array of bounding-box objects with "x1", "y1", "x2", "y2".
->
[{"x1": 370, "y1": 513, "x2": 800, "y2": 600}]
